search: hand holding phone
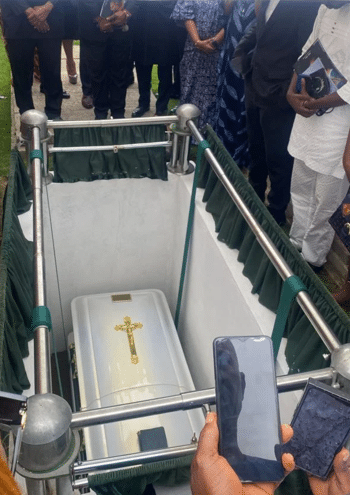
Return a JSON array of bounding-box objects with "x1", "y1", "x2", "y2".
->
[
  {"x1": 213, "y1": 336, "x2": 285, "y2": 482},
  {"x1": 191, "y1": 412, "x2": 295, "y2": 495}
]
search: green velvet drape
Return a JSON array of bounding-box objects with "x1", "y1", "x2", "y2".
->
[
  {"x1": 199, "y1": 126, "x2": 350, "y2": 374},
  {"x1": 0, "y1": 151, "x2": 33, "y2": 393},
  {"x1": 53, "y1": 125, "x2": 169, "y2": 182},
  {"x1": 90, "y1": 456, "x2": 192, "y2": 495}
]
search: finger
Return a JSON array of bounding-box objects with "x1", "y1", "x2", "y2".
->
[
  {"x1": 300, "y1": 78, "x2": 308, "y2": 95},
  {"x1": 332, "y1": 448, "x2": 350, "y2": 487},
  {"x1": 196, "y1": 412, "x2": 220, "y2": 459},
  {"x1": 281, "y1": 424, "x2": 293, "y2": 444},
  {"x1": 281, "y1": 452, "x2": 295, "y2": 474}
]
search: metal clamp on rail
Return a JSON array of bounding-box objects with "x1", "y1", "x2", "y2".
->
[{"x1": 167, "y1": 104, "x2": 200, "y2": 175}]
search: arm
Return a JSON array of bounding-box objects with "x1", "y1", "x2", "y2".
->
[
  {"x1": 26, "y1": 1, "x2": 54, "y2": 32},
  {"x1": 343, "y1": 129, "x2": 350, "y2": 181},
  {"x1": 286, "y1": 72, "x2": 317, "y2": 118},
  {"x1": 184, "y1": 19, "x2": 216, "y2": 54},
  {"x1": 304, "y1": 92, "x2": 347, "y2": 112},
  {"x1": 232, "y1": 22, "x2": 257, "y2": 76}
]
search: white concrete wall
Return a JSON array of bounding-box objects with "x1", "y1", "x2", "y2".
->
[{"x1": 21, "y1": 172, "x2": 300, "y2": 423}]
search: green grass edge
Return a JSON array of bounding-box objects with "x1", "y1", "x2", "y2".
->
[{"x1": 0, "y1": 36, "x2": 11, "y2": 177}]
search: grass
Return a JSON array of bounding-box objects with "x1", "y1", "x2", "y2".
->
[{"x1": 0, "y1": 37, "x2": 11, "y2": 177}]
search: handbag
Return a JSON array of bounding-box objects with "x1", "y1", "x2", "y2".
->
[{"x1": 329, "y1": 188, "x2": 350, "y2": 252}]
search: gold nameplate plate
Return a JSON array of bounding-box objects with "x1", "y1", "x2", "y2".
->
[
  {"x1": 111, "y1": 294, "x2": 132, "y2": 303},
  {"x1": 115, "y1": 316, "x2": 143, "y2": 364}
]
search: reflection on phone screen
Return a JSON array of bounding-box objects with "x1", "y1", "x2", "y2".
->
[{"x1": 214, "y1": 336, "x2": 284, "y2": 482}]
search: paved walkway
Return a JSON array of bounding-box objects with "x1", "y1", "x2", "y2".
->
[{"x1": 12, "y1": 44, "x2": 158, "y2": 143}]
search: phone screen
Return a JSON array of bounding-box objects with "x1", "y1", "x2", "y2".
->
[{"x1": 213, "y1": 336, "x2": 284, "y2": 482}]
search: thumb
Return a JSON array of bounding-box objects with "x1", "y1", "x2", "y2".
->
[
  {"x1": 196, "y1": 412, "x2": 220, "y2": 458},
  {"x1": 333, "y1": 447, "x2": 350, "y2": 476}
]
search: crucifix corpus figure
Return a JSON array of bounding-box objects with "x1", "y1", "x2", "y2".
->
[{"x1": 114, "y1": 316, "x2": 143, "y2": 364}]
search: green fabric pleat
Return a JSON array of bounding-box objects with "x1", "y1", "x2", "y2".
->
[
  {"x1": 200, "y1": 125, "x2": 350, "y2": 374},
  {"x1": 0, "y1": 151, "x2": 33, "y2": 392},
  {"x1": 89, "y1": 454, "x2": 193, "y2": 495},
  {"x1": 272, "y1": 276, "x2": 307, "y2": 361},
  {"x1": 53, "y1": 125, "x2": 169, "y2": 182}
]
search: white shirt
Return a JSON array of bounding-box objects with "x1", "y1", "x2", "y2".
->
[{"x1": 288, "y1": 4, "x2": 350, "y2": 178}]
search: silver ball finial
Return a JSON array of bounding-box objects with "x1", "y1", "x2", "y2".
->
[
  {"x1": 20, "y1": 110, "x2": 48, "y2": 141},
  {"x1": 176, "y1": 104, "x2": 201, "y2": 133}
]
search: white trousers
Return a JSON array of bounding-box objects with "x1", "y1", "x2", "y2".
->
[{"x1": 289, "y1": 159, "x2": 349, "y2": 267}]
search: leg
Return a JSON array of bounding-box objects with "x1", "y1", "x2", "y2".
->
[
  {"x1": 156, "y1": 64, "x2": 173, "y2": 115},
  {"x1": 6, "y1": 38, "x2": 35, "y2": 114},
  {"x1": 79, "y1": 38, "x2": 93, "y2": 109},
  {"x1": 37, "y1": 38, "x2": 63, "y2": 119},
  {"x1": 301, "y1": 173, "x2": 349, "y2": 267},
  {"x1": 82, "y1": 38, "x2": 109, "y2": 119},
  {"x1": 135, "y1": 63, "x2": 152, "y2": 109},
  {"x1": 245, "y1": 104, "x2": 268, "y2": 203},
  {"x1": 62, "y1": 39, "x2": 77, "y2": 82},
  {"x1": 109, "y1": 34, "x2": 132, "y2": 118},
  {"x1": 170, "y1": 63, "x2": 181, "y2": 99},
  {"x1": 260, "y1": 105, "x2": 295, "y2": 224},
  {"x1": 289, "y1": 159, "x2": 315, "y2": 251}
]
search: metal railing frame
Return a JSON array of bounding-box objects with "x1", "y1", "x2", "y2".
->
[{"x1": 20, "y1": 110, "x2": 350, "y2": 494}]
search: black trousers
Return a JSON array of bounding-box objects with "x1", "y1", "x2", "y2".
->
[
  {"x1": 136, "y1": 63, "x2": 173, "y2": 115},
  {"x1": 245, "y1": 103, "x2": 295, "y2": 224},
  {"x1": 82, "y1": 35, "x2": 132, "y2": 119},
  {"x1": 6, "y1": 37, "x2": 62, "y2": 119},
  {"x1": 79, "y1": 39, "x2": 92, "y2": 98}
]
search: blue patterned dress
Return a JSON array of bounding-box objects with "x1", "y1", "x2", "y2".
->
[
  {"x1": 171, "y1": 0, "x2": 226, "y2": 129},
  {"x1": 209, "y1": 0, "x2": 256, "y2": 168}
]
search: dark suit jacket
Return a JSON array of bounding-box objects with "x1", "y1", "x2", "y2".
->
[
  {"x1": 0, "y1": 0, "x2": 65, "y2": 38},
  {"x1": 78, "y1": 0, "x2": 137, "y2": 41},
  {"x1": 235, "y1": 0, "x2": 321, "y2": 109},
  {"x1": 131, "y1": 1, "x2": 186, "y2": 66}
]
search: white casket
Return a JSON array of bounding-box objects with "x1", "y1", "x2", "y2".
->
[{"x1": 71, "y1": 289, "x2": 205, "y2": 460}]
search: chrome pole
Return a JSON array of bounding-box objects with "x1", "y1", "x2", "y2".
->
[
  {"x1": 32, "y1": 126, "x2": 52, "y2": 395},
  {"x1": 73, "y1": 443, "x2": 197, "y2": 478},
  {"x1": 48, "y1": 116, "x2": 178, "y2": 129},
  {"x1": 70, "y1": 368, "x2": 334, "y2": 430},
  {"x1": 187, "y1": 120, "x2": 341, "y2": 354},
  {"x1": 49, "y1": 141, "x2": 171, "y2": 153},
  {"x1": 71, "y1": 367, "x2": 335, "y2": 489}
]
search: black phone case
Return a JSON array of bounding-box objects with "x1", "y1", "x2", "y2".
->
[{"x1": 285, "y1": 378, "x2": 350, "y2": 479}]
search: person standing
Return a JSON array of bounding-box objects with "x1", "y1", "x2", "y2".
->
[
  {"x1": 0, "y1": 0, "x2": 65, "y2": 120},
  {"x1": 171, "y1": 0, "x2": 227, "y2": 130},
  {"x1": 287, "y1": 2, "x2": 350, "y2": 271},
  {"x1": 131, "y1": 0, "x2": 185, "y2": 118},
  {"x1": 208, "y1": 0, "x2": 256, "y2": 168},
  {"x1": 233, "y1": 0, "x2": 321, "y2": 224},
  {"x1": 78, "y1": 0, "x2": 137, "y2": 119}
]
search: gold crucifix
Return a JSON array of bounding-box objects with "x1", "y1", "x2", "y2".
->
[{"x1": 114, "y1": 316, "x2": 143, "y2": 364}]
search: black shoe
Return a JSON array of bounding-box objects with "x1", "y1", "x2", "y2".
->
[
  {"x1": 62, "y1": 90, "x2": 70, "y2": 99},
  {"x1": 308, "y1": 262, "x2": 324, "y2": 274},
  {"x1": 82, "y1": 94, "x2": 93, "y2": 109},
  {"x1": 132, "y1": 106, "x2": 150, "y2": 118},
  {"x1": 155, "y1": 109, "x2": 167, "y2": 116}
]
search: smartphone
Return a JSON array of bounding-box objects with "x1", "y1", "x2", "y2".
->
[
  {"x1": 213, "y1": 336, "x2": 284, "y2": 482},
  {"x1": 284, "y1": 378, "x2": 350, "y2": 479}
]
